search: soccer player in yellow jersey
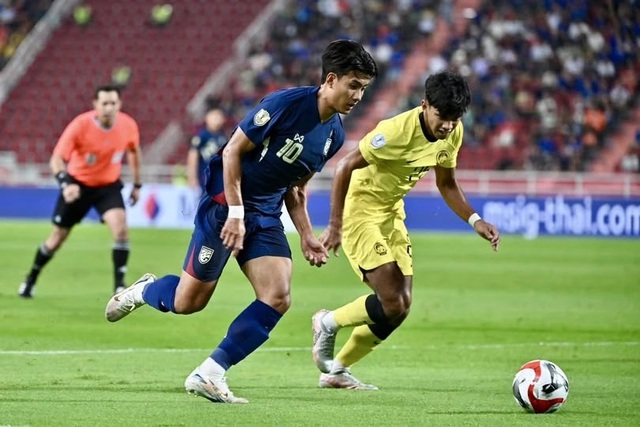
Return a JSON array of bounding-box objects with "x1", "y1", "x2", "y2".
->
[{"x1": 311, "y1": 70, "x2": 501, "y2": 389}]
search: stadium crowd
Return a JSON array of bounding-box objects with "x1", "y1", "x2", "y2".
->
[
  {"x1": 205, "y1": 0, "x2": 639, "y2": 173},
  {"x1": 2, "y1": 1, "x2": 638, "y2": 173},
  {"x1": 207, "y1": 0, "x2": 443, "y2": 134},
  {"x1": 401, "y1": 0, "x2": 640, "y2": 172},
  {"x1": 0, "y1": 0, "x2": 53, "y2": 69}
]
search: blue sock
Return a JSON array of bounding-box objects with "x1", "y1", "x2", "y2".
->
[
  {"x1": 141, "y1": 274, "x2": 180, "y2": 313},
  {"x1": 211, "y1": 300, "x2": 283, "y2": 370}
]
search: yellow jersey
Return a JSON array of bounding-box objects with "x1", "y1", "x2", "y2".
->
[{"x1": 344, "y1": 106, "x2": 463, "y2": 222}]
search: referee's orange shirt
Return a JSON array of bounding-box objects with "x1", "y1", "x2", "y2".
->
[{"x1": 53, "y1": 111, "x2": 140, "y2": 187}]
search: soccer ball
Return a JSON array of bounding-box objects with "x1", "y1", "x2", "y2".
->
[{"x1": 512, "y1": 359, "x2": 569, "y2": 413}]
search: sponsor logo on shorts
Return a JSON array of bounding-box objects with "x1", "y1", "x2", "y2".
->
[
  {"x1": 374, "y1": 242, "x2": 387, "y2": 255},
  {"x1": 198, "y1": 246, "x2": 214, "y2": 264},
  {"x1": 253, "y1": 109, "x2": 270, "y2": 126}
]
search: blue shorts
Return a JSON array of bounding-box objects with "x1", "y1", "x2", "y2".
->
[{"x1": 183, "y1": 197, "x2": 291, "y2": 281}]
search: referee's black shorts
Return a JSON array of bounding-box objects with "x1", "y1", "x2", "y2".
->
[{"x1": 52, "y1": 179, "x2": 125, "y2": 228}]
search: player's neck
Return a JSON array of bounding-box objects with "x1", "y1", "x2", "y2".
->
[
  {"x1": 317, "y1": 87, "x2": 337, "y2": 123},
  {"x1": 94, "y1": 116, "x2": 115, "y2": 130}
]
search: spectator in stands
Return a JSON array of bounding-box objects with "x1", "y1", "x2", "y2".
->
[
  {"x1": 187, "y1": 105, "x2": 227, "y2": 194},
  {"x1": 111, "y1": 65, "x2": 132, "y2": 88},
  {"x1": 399, "y1": 0, "x2": 639, "y2": 171},
  {"x1": 214, "y1": 0, "x2": 422, "y2": 129},
  {"x1": 73, "y1": 4, "x2": 92, "y2": 27},
  {"x1": 620, "y1": 144, "x2": 639, "y2": 173},
  {"x1": 18, "y1": 84, "x2": 143, "y2": 298},
  {"x1": 0, "y1": 0, "x2": 54, "y2": 68},
  {"x1": 149, "y1": 4, "x2": 173, "y2": 27}
]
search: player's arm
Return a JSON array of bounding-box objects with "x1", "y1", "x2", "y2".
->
[
  {"x1": 186, "y1": 147, "x2": 200, "y2": 189},
  {"x1": 126, "y1": 143, "x2": 143, "y2": 206},
  {"x1": 50, "y1": 153, "x2": 67, "y2": 177},
  {"x1": 220, "y1": 127, "x2": 255, "y2": 254},
  {"x1": 434, "y1": 165, "x2": 500, "y2": 251},
  {"x1": 319, "y1": 146, "x2": 370, "y2": 255},
  {"x1": 51, "y1": 121, "x2": 81, "y2": 203},
  {"x1": 285, "y1": 172, "x2": 328, "y2": 267}
]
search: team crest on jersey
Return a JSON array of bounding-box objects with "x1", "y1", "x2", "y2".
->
[
  {"x1": 374, "y1": 242, "x2": 388, "y2": 256},
  {"x1": 198, "y1": 246, "x2": 214, "y2": 264},
  {"x1": 253, "y1": 109, "x2": 271, "y2": 126},
  {"x1": 436, "y1": 150, "x2": 450, "y2": 163},
  {"x1": 370, "y1": 134, "x2": 386, "y2": 149}
]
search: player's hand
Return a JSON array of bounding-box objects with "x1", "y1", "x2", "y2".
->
[
  {"x1": 318, "y1": 224, "x2": 342, "y2": 257},
  {"x1": 474, "y1": 220, "x2": 501, "y2": 252},
  {"x1": 62, "y1": 183, "x2": 81, "y2": 203},
  {"x1": 128, "y1": 187, "x2": 140, "y2": 206},
  {"x1": 301, "y1": 235, "x2": 329, "y2": 267},
  {"x1": 221, "y1": 217, "x2": 245, "y2": 257}
]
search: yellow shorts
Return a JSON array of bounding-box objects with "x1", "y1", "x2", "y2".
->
[{"x1": 342, "y1": 215, "x2": 413, "y2": 281}]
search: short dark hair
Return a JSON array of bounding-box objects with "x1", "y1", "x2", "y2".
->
[
  {"x1": 424, "y1": 70, "x2": 471, "y2": 120},
  {"x1": 94, "y1": 84, "x2": 122, "y2": 99},
  {"x1": 321, "y1": 39, "x2": 378, "y2": 82}
]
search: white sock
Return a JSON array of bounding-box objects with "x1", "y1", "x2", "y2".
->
[
  {"x1": 330, "y1": 359, "x2": 346, "y2": 374},
  {"x1": 198, "y1": 357, "x2": 226, "y2": 378},
  {"x1": 321, "y1": 311, "x2": 339, "y2": 333},
  {"x1": 133, "y1": 283, "x2": 146, "y2": 303}
]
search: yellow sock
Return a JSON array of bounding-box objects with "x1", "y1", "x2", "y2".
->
[
  {"x1": 335, "y1": 325, "x2": 381, "y2": 368},
  {"x1": 333, "y1": 295, "x2": 371, "y2": 328}
]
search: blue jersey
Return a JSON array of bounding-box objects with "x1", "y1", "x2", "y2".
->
[
  {"x1": 190, "y1": 127, "x2": 226, "y2": 191},
  {"x1": 204, "y1": 86, "x2": 345, "y2": 216}
]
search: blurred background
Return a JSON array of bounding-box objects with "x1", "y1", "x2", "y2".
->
[{"x1": 0, "y1": 0, "x2": 638, "y2": 237}]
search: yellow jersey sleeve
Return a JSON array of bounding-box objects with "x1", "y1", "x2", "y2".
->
[{"x1": 359, "y1": 117, "x2": 408, "y2": 165}]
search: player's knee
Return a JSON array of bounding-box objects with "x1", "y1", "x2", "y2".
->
[
  {"x1": 112, "y1": 225, "x2": 128, "y2": 241},
  {"x1": 379, "y1": 286, "x2": 411, "y2": 318},
  {"x1": 381, "y1": 298, "x2": 410, "y2": 320},
  {"x1": 174, "y1": 300, "x2": 206, "y2": 314},
  {"x1": 262, "y1": 292, "x2": 291, "y2": 315},
  {"x1": 173, "y1": 292, "x2": 209, "y2": 314}
]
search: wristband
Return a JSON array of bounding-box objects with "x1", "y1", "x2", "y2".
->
[
  {"x1": 468, "y1": 213, "x2": 481, "y2": 227},
  {"x1": 228, "y1": 205, "x2": 244, "y2": 219},
  {"x1": 133, "y1": 183, "x2": 143, "y2": 189},
  {"x1": 55, "y1": 171, "x2": 70, "y2": 189}
]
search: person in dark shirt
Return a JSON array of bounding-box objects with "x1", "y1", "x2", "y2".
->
[
  {"x1": 105, "y1": 40, "x2": 378, "y2": 404},
  {"x1": 187, "y1": 106, "x2": 227, "y2": 194}
]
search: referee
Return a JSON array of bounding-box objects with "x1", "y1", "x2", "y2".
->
[{"x1": 19, "y1": 84, "x2": 143, "y2": 298}]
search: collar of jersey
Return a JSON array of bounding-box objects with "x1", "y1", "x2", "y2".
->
[{"x1": 418, "y1": 111, "x2": 438, "y2": 143}]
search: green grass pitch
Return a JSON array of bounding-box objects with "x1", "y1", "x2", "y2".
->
[{"x1": 0, "y1": 220, "x2": 638, "y2": 426}]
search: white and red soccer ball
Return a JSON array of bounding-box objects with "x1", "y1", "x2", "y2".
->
[{"x1": 512, "y1": 359, "x2": 569, "y2": 413}]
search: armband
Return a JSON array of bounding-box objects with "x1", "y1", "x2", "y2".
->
[
  {"x1": 228, "y1": 205, "x2": 244, "y2": 219},
  {"x1": 55, "y1": 171, "x2": 71, "y2": 189},
  {"x1": 133, "y1": 183, "x2": 143, "y2": 189},
  {"x1": 468, "y1": 213, "x2": 482, "y2": 227}
]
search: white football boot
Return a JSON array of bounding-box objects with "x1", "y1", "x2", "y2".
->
[
  {"x1": 185, "y1": 369, "x2": 248, "y2": 404},
  {"x1": 319, "y1": 369, "x2": 378, "y2": 390},
  {"x1": 311, "y1": 309, "x2": 336, "y2": 373},
  {"x1": 105, "y1": 273, "x2": 156, "y2": 322}
]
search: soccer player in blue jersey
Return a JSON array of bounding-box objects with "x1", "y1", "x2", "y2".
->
[
  {"x1": 187, "y1": 106, "x2": 227, "y2": 194},
  {"x1": 311, "y1": 70, "x2": 500, "y2": 390},
  {"x1": 105, "y1": 39, "x2": 378, "y2": 404}
]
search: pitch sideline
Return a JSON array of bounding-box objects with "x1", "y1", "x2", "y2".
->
[{"x1": 0, "y1": 341, "x2": 637, "y2": 356}]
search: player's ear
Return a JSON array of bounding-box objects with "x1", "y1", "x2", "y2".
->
[{"x1": 325, "y1": 72, "x2": 337, "y2": 87}]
